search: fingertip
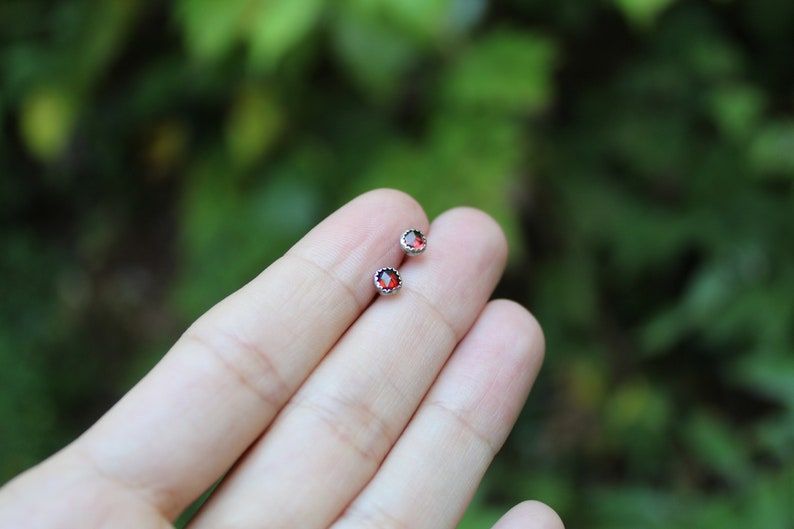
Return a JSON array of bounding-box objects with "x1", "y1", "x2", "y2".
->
[
  {"x1": 491, "y1": 501, "x2": 565, "y2": 529},
  {"x1": 354, "y1": 188, "x2": 430, "y2": 230},
  {"x1": 482, "y1": 299, "x2": 546, "y2": 376},
  {"x1": 431, "y1": 206, "x2": 509, "y2": 274}
]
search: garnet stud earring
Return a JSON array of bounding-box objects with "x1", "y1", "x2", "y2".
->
[
  {"x1": 373, "y1": 267, "x2": 402, "y2": 296},
  {"x1": 373, "y1": 230, "x2": 426, "y2": 296},
  {"x1": 400, "y1": 229, "x2": 427, "y2": 255}
]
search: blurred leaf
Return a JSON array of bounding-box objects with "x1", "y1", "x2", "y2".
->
[
  {"x1": 534, "y1": 253, "x2": 599, "y2": 330},
  {"x1": 331, "y1": 8, "x2": 419, "y2": 98},
  {"x1": 750, "y1": 121, "x2": 794, "y2": 176},
  {"x1": 68, "y1": 0, "x2": 141, "y2": 91},
  {"x1": 248, "y1": 0, "x2": 324, "y2": 69},
  {"x1": 142, "y1": 119, "x2": 189, "y2": 175},
  {"x1": 731, "y1": 355, "x2": 794, "y2": 410},
  {"x1": 613, "y1": 0, "x2": 678, "y2": 28},
  {"x1": 640, "y1": 307, "x2": 689, "y2": 355},
  {"x1": 603, "y1": 381, "x2": 671, "y2": 463},
  {"x1": 566, "y1": 355, "x2": 608, "y2": 413},
  {"x1": 708, "y1": 83, "x2": 765, "y2": 140},
  {"x1": 18, "y1": 85, "x2": 77, "y2": 161},
  {"x1": 743, "y1": 467, "x2": 794, "y2": 529},
  {"x1": 591, "y1": 487, "x2": 687, "y2": 529},
  {"x1": 177, "y1": 0, "x2": 323, "y2": 68},
  {"x1": 684, "y1": 26, "x2": 745, "y2": 81},
  {"x1": 642, "y1": 241, "x2": 790, "y2": 353},
  {"x1": 448, "y1": 0, "x2": 488, "y2": 33},
  {"x1": 443, "y1": 30, "x2": 556, "y2": 113},
  {"x1": 680, "y1": 265, "x2": 734, "y2": 321},
  {"x1": 382, "y1": 0, "x2": 453, "y2": 42},
  {"x1": 341, "y1": 0, "x2": 478, "y2": 43},
  {"x1": 176, "y1": 0, "x2": 250, "y2": 62},
  {"x1": 753, "y1": 415, "x2": 794, "y2": 459},
  {"x1": 683, "y1": 411, "x2": 752, "y2": 486},
  {"x1": 225, "y1": 84, "x2": 284, "y2": 167}
]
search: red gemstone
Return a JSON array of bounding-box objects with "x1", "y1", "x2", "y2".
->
[
  {"x1": 374, "y1": 267, "x2": 401, "y2": 295},
  {"x1": 402, "y1": 229, "x2": 426, "y2": 253},
  {"x1": 377, "y1": 269, "x2": 399, "y2": 290}
]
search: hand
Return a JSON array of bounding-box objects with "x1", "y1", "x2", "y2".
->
[{"x1": 0, "y1": 190, "x2": 561, "y2": 529}]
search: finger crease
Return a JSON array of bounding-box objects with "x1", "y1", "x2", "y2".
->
[
  {"x1": 289, "y1": 394, "x2": 395, "y2": 467},
  {"x1": 407, "y1": 288, "x2": 461, "y2": 343},
  {"x1": 342, "y1": 500, "x2": 411, "y2": 529},
  {"x1": 182, "y1": 328, "x2": 290, "y2": 409},
  {"x1": 427, "y1": 401, "x2": 498, "y2": 457},
  {"x1": 70, "y1": 447, "x2": 177, "y2": 521},
  {"x1": 284, "y1": 251, "x2": 373, "y2": 314}
]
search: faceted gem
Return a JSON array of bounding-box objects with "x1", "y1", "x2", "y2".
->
[
  {"x1": 401, "y1": 229, "x2": 427, "y2": 255},
  {"x1": 374, "y1": 267, "x2": 402, "y2": 295}
]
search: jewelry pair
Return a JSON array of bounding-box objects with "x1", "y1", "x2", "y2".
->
[{"x1": 373, "y1": 229, "x2": 427, "y2": 296}]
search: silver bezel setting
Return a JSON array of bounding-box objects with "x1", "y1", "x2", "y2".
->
[
  {"x1": 373, "y1": 267, "x2": 402, "y2": 296},
  {"x1": 400, "y1": 228, "x2": 427, "y2": 255}
]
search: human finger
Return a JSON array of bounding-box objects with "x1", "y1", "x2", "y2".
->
[
  {"x1": 331, "y1": 300, "x2": 545, "y2": 529},
  {"x1": 187, "y1": 208, "x2": 508, "y2": 529},
  {"x1": 490, "y1": 501, "x2": 565, "y2": 529},
  {"x1": 65, "y1": 189, "x2": 428, "y2": 519}
]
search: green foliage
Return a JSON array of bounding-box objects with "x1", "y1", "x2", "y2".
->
[
  {"x1": 443, "y1": 30, "x2": 556, "y2": 112},
  {"x1": 2, "y1": 0, "x2": 794, "y2": 527},
  {"x1": 613, "y1": 0, "x2": 678, "y2": 29},
  {"x1": 18, "y1": 86, "x2": 77, "y2": 161},
  {"x1": 177, "y1": 0, "x2": 324, "y2": 69}
]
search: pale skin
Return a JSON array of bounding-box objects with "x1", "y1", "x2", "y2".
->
[{"x1": 0, "y1": 189, "x2": 563, "y2": 529}]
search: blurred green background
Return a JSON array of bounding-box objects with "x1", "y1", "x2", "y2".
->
[{"x1": 2, "y1": 0, "x2": 794, "y2": 527}]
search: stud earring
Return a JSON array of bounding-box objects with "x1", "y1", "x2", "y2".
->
[
  {"x1": 373, "y1": 229, "x2": 427, "y2": 296},
  {"x1": 400, "y1": 229, "x2": 427, "y2": 255},
  {"x1": 373, "y1": 267, "x2": 402, "y2": 296}
]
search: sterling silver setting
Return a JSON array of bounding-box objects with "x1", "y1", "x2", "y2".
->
[
  {"x1": 373, "y1": 267, "x2": 402, "y2": 296},
  {"x1": 400, "y1": 228, "x2": 427, "y2": 255}
]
